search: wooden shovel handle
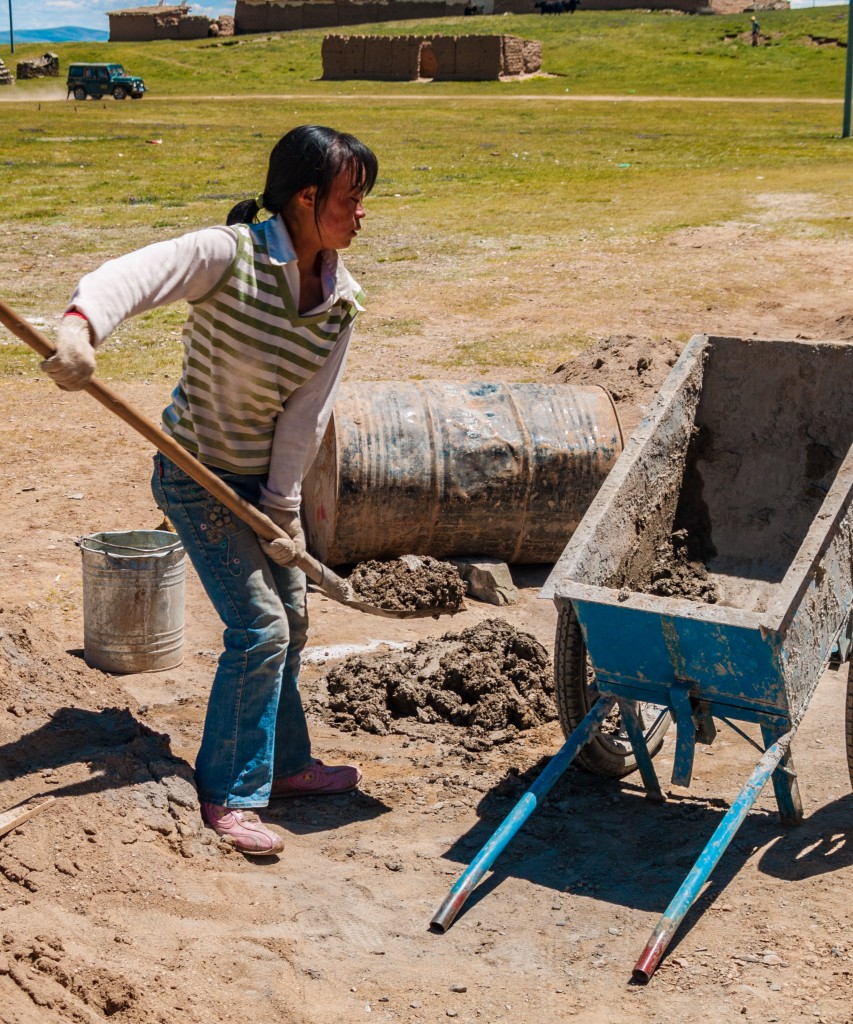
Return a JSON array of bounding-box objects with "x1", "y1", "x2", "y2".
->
[{"x1": 0, "y1": 299, "x2": 344, "y2": 595}]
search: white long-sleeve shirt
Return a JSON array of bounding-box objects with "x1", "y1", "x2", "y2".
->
[{"x1": 69, "y1": 217, "x2": 361, "y2": 511}]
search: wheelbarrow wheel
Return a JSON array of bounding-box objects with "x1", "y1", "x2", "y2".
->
[
  {"x1": 846, "y1": 659, "x2": 853, "y2": 790},
  {"x1": 554, "y1": 604, "x2": 672, "y2": 778}
]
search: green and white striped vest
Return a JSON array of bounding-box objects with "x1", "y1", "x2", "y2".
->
[{"x1": 161, "y1": 222, "x2": 362, "y2": 474}]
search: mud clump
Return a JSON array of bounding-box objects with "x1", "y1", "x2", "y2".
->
[
  {"x1": 639, "y1": 529, "x2": 718, "y2": 603},
  {"x1": 349, "y1": 556, "x2": 466, "y2": 613},
  {"x1": 323, "y1": 618, "x2": 556, "y2": 750}
]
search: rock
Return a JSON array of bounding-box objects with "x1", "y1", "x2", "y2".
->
[{"x1": 449, "y1": 558, "x2": 518, "y2": 606}]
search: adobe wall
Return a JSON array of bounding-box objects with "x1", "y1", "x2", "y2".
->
[
  {"x1": 209, "y1": 14, "x2": 236, "y2": 35},
  {"x1": 237, "y1": 0, "x2": 714, "y2": 26},
  {"x1": 322, "y1": 33, "x2": 542, "y2": 80},
  {"x1": 503, "y1": 0, "x2": 709, "y2": 8},
  {"x1": 236, "y1": 0, "x2": 470, "y2": 33},
  {"x1": 108, "y1": 9, "x2": 218, "y2": 41},
  {"x1": 16, "y1": 53, "x2": 60, "y2": 80},
  {"x1": 576, "y1": 0, "x2": 707, "y2": 8}
]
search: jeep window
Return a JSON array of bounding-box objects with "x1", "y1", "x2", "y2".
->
[
  {"x1": 83, "y1": 68, "x2": 94, "y2": 79},
  {"x1": 109, "y1": 65, "x2": 126, "y2": 76},
  {"x1": 97, "y1": 68, "x2": 109, "y2": 80}
]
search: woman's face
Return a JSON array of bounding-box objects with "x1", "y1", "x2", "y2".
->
[{"x1": 315, "y1": 172, "x2": 366, "y2": 250}]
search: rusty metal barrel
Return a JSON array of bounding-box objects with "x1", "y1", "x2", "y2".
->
[{"x1": 302, "y1": 381, "x2": 623, "y2": 565}]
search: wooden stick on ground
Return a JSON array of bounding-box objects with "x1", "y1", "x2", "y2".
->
[{"x1": 0, "y1": 796, "x2": 56, "y2": 840}]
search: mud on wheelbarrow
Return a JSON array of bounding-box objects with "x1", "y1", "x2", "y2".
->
[{"x1": 431, "y1": 334, "x2": 853, "y2": 980}]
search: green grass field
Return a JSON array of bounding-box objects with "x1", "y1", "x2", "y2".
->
[
  {"x1": 6, "y1": 8, "x2": 851, "y2": 98},
  {"x1": 0, "y1": 8, "x2": 850, "y2": 379}
]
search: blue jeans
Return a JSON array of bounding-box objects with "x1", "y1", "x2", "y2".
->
[{"x1": 151, "y1": 452, "x2": 312, "y2": 808}]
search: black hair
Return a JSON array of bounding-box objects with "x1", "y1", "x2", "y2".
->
[{"x1": 226, "y1": 125, "x2": 378, "y2": 227}]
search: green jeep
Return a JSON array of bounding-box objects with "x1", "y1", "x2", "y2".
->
[{"x1": 67, "y1": 63, "x2": 146, "y2": 101}]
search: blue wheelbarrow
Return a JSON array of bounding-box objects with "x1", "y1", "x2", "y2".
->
[{"x1": 431, "y1": 334, "x2": 853, "y2": 980}]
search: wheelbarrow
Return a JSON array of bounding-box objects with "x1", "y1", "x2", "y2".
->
[{"x1": 430, "y1": 333, "x2": 853, "y2": 980}]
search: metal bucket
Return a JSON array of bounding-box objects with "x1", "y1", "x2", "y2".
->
[
  {"x1": 80, "y1": 530, "x2": 185, "y2": 674},
  {"x1": 303, "y1": 381, "x2": 623, "y2": 565}
]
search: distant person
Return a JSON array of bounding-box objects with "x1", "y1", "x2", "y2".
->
[
  {"x1": 751, "y1": 16, "x2": 760, "y2": 46},
  {"x1": 42, "y1": 126, "x2": 378, "y2": 857}
]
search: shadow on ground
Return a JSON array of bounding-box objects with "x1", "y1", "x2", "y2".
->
[{"x1": 435, "y1": 758, "x2": 852, "y2": 960}]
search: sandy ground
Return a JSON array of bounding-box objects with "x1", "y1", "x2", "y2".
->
[{"x1": 1, "y1": 201, "x2": 853, "y2": 1024}]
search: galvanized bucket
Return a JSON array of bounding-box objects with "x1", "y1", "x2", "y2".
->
[
  {"x1": 80, "y1": 530, "x2": 185, "y2": 674},
  {"x1": 303, "y1": 381, "x2": 624, "y2": 565}
]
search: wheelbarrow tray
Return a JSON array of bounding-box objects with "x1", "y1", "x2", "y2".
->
[{"x1": 542, "y1": 334, "x2": 853, "y2": 724}]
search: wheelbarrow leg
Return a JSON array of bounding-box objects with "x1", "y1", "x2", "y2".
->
[
  {"x1": 616, "y1": 698, "x2": 665, "y2": 802},
  {"x1": 669, "y1": 681, "x2": 698, "y2": 787},
  {"x1": 633, "y1": 728, "x2": 796, "y2": 983},
  {"x1": 430, "y1": 695, "x2": 617, "y2": 933},
  {"x1": 760, "y1": 723, "x2": 803, "y2": 826}
]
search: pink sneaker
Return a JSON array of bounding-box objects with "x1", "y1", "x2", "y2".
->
[
  {"x1": 271, "y1": 758, "x2": 362, "y2": 798},
  {"x1": 200, "y1": 802, "x2": 284, "y2": 856}
]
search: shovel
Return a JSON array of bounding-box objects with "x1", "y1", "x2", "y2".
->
[{"x1": 0, "y1": 299, "x2": 455, "y2": 619}]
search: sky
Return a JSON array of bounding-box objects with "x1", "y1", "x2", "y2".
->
[{"x1": 4, "y1": 0, "x2": 221, "y2": 33}]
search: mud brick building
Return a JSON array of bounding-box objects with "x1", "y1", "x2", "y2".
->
[
  {"x1": 236, "y1": 0, "x2": 471, "y2": 33},
  {"x1": 321, "y1": 33, "x2": 542, "y2": 80},
  {"x1": 108, "y1": 4, "x2": 226, "y2": 41},
  {"x1": 235, "y1": 0, "x2": 747, "y2": 31}
]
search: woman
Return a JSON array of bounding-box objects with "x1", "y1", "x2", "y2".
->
[{"x1": 43, "y1": 125, "x2": 379, "y2": 856}]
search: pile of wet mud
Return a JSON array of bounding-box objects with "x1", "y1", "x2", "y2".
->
[
  {"x1": 349, "y1": 555, "x2": 466, "y2": 613},
  {"x1": 638, "y1": 529, "x2": 718, "y2": 603},
  {"x1": 321, "y1": 618, "x2": 556, "y2": 750},
  {"x1": 554, "y1": 333, "x2": 683, "y2": 436}
]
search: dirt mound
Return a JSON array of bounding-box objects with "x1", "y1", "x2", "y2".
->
[
  {"x1": 0, "y1": 607, "x2": 217, "y2": 863},
  {"x1": 1, "y1": 606, "x2": 127, "y2": 718},
  {"x1": 553, "y1": 333, "x2": 683, "y2": 436},
  {"x1": 348, "y1": 555, "x2": 466, "y2": 612},
  {"x1": 636, "y1": 529, "x2": 719, "y2": 603},
  {"x1": 823, "y1": 312, "x2": 853, "y2": 341},
  {"x1": 321, "y1": 618, "x2": 556, "y2": 750},
  {"x1": 0, "y1": 607, "x2": 258, "y2": 1022}
]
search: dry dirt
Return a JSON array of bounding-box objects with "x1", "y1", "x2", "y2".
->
[{"x1": 1, "y1": 208, "x2": 853, "y2": 1024}]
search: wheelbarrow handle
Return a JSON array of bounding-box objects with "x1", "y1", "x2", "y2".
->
[{"x1": 0, "y1": 299, "x2": 351, "y2": 601}]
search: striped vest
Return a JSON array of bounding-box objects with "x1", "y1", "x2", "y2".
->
[{"x1": 161, "y1": 223, "x2": 362, "y2": 474}]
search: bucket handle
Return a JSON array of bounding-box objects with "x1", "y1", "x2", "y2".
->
[{"x1": 78, "y1": 536, "x2": 184, "y2": 556}]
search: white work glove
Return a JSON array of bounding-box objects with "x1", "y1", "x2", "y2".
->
[
  {"x1": 41, "y1": 314, "x2": 96, "y2": 391},
  {"x1": 259, "y1": 506, "x2": 306, "y2": 567}
]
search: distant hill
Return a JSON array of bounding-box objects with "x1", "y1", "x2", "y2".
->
[{"x1": 0, "y1": 26, "x2": 109, "y2": 45}]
